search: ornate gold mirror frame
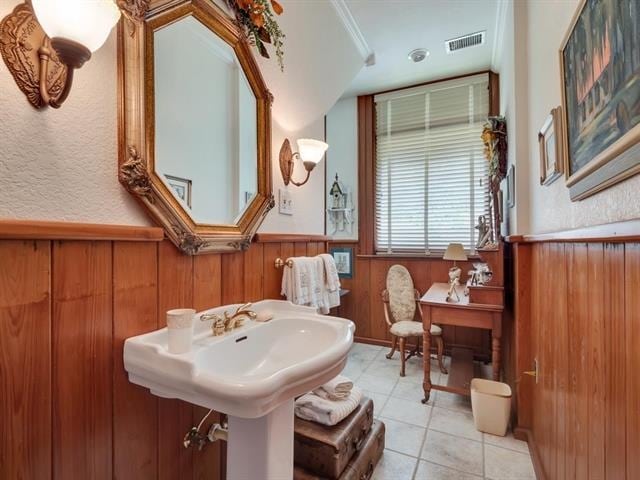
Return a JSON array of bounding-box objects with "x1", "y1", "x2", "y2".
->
[{"x1": 118, "y1": 0, "x2": 274, "y2": 254}]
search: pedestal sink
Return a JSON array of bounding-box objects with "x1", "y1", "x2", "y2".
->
[{"x1": 124, "y1": 300, "x2": 354, "y2": 479}]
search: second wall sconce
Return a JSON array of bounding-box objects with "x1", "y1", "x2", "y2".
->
[
  {"x1": 279, "y1": 138, "x2": 329, "y2": 187},
  {"x1": 0, "y1": 0, "x2": 130, "y2": 109}
]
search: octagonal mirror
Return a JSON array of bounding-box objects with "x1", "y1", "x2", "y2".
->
[{"x1": 118, "y1": 0, "x2": 273, "y2": 254}]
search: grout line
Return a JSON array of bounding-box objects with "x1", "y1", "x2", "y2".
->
[
  {"x1": 482, "y1": 427, "x2": 486, "y2": 479},
  {"x1": 411, "y1": 396, "x2": 434, "y2": 479},
  {"x1": 420, "y1": 459, "x2": 485, "y2": 479}
]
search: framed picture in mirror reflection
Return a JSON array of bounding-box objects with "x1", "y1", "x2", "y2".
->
[{"x1": 165, "y1": 174, "x2": 192, "y2": 209}]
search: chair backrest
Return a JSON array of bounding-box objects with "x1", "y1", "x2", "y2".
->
[{"x1": 386, "y1": 264, "x2": 416, "y2": 323}]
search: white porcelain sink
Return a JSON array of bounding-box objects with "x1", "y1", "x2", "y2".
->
[{"x1": 124, "y1": 300, "x2": 354, "y2": 479}]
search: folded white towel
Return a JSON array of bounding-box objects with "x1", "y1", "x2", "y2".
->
[
  {"x1": 295, "y1": 387, "x2": 362, "y2": 426},
  {"x1": 319, "y1": 254, "x2": 341, "y2": 314},
  {"x1": 313, "y1": 375, "x2": 353, "y2": 400}
]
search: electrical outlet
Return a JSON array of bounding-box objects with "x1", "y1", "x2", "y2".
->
[{"x1": 278, "y1": 189, "x2": 294, "y2": 215}]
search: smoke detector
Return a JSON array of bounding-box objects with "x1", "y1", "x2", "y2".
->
[
  {"x1": 408, "y1": 48, "x2": 429, "y2": 63},
  {"x1": 445, "y1": 31, "x2": 486, "y2": 53}
]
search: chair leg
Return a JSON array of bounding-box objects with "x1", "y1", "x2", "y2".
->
[
  {"x1": 399, "y1": 337, "x2": 406, "y2": 377},
  {"x1": 386, "y1": 335, "x2": 398, "y2": 359},
  {"x1": 414, "y1": 336, "x2": 422, "y2": 357},
  {"x1": 435, "y1": 336, "x2": 448, "y2": 374}
]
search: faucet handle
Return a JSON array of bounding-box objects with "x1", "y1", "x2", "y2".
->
[
  {"x1": 200, "y1": 312, "x2": 225, "y2": 336},
  {"x1": 234, "y1": 302, "x2": 253, "y2": 314},
  {"x1": 200, "y1": 312, "x2": 223, "y2": 322}
]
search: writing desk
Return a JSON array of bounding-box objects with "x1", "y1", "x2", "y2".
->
[{"x1": 420, "y1": 282, "x2": 504, "y2": 403}]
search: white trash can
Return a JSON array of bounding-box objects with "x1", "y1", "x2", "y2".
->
[{"x1": 470, "y1": 378, "x2": 512, "y2": 436}]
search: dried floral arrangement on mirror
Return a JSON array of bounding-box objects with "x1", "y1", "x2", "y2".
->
[{"x1": 226, "y1": 0, "x2": 285, "y2": 70}]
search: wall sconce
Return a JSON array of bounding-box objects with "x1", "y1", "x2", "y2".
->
[
  {"x1": 0, "y1": 0, "x2": 122, "y2": 109},
  {"x1": 279, "y1": 138, "x2": 329, "y2": 187}
]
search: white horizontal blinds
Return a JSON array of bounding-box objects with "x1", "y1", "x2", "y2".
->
[{"x1": 374, "y1": 74, "x2": 490, "y2": 254}]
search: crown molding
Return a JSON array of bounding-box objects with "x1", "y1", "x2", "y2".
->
[
  {"x1": 491, "y1": 0, "x2": 509, "y2": 70},
  {"x1": 329, "y1": 0, "x2": 375, "y2": 66}
]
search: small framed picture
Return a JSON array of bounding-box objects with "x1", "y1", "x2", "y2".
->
[
  {"x1": 538, "y1": 107, "x2": 564, "y2": 186},
  {"x1": 165, "y1": 174, "x2": 192, "y2": 209},
  {"x1": 329, "y1": 247, "x2": 354, "y2": 279},
  {"x1": 506, "y1": 165, "x2": 515, "y2": 209}
]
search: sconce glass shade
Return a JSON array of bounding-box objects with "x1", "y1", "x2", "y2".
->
[
  {"x1": 297, "y1": 139, "x2": 329, "y2": 164},
  {"x1": 31, "y1": 0, "x2": 121, "y2": 53}
]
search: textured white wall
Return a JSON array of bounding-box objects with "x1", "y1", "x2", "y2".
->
[
  {"x1": 522, "y1": 0, "x2": 640, "y2": 234},
  {"x1": 0, "y1": 0, "x2": 150, "y2": 225},
  {"x1": 0, "y1": 0, "x2": 365, "y2": 234},
  {"x1": 325, "y1": 97, "x2": 358, "y2": 240}
]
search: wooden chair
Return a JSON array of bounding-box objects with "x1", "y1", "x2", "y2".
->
[{"x1": 382, "y1": 265, "x2": 448, "y2": 377}]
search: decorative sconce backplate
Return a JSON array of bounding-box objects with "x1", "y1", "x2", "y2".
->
[
  {"x1": 0, "y1": 3, "x2": 67, "y2": 108},
  {"x1": 279, "y1": 138, "x2": 294, "y2": 185}
]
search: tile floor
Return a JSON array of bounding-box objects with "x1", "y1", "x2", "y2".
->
[{"x1": 341, "y1": 343, "x2": 536, "y2": 480}]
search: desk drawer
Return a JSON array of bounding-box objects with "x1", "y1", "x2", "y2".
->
[{"x1": 431, "y1": 307, "x2": 493, "y2": 330}]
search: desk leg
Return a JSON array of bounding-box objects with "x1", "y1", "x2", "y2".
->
[
  {"x1": 422, "y1": 330, "x2": 432, "y2": 404},
  {"x1": 491, "y1": 334, "x2": 501, "y2": 381}
]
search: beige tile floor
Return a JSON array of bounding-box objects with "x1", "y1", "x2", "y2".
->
[{"x1": 342, "y1": 343, "x2": 536, "y2": 480}]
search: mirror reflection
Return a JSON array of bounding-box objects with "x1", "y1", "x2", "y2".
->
[{"x1": 154, "y1": 15, "x2": 258, "y2": 225}]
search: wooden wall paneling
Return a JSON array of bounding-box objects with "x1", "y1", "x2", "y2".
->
[
  {"x1": 157, "y1": 240, "x2": 194, "y2": 480},
  {"x1": 567, "y1": 243, "x2": 589, "y2": 479},
  {"x1": 512, "y1": 243, "x2": 533, "y2": 432},
  {"x1": 113, "y1": 242, "x2": 160, "y2": 480},
  {"x1": 550, "y1": 243, "x2": 568, "y2": 480},
  {"x1": 243, "y1": 243, "x2": 264, "y2": 302},
  {"x1": 604, "y1": 243, "x2": 626, "y2": 480},
  {"x1": 193, "y1": 255, "x2": 222, "y2": 311},
  {"x1": 221, "y1": 252, "x2": 245, "y2": 305},
  {"x1": 306, "y1": 242, "x2": 319, "y2": 257},
  {"x1": 0, "y1": 240, "x2": 51, "y2": 480},
  {"x1": 530, "y1": 243, "x2": 545, "y2": 477},
  {"x1": 626, "y1": 243, "x2": 640, "y2": 479},
  {"x1": 52, "y1": 241, "x2": 113, "y2": 480},
  {"x1": 192, "y1": 254, "x2": 223, "y2": 480},
  {"x1": 262, "y1": 243, "x2": 282, "y2": 299},
  {"x1": 368, "y1": 259, "x2": 393, "y2": 341},
  {"x1": 354, "y1": 258, "x2": 371, "y2": 339},
  {"x1": 587, "y1": 244, "x2": 606, "y2": 479},
  {"x1": 294, "y1": 242, "x2": 307, "y2": 257}
]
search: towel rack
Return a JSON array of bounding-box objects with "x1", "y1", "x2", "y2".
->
[{"x1": 274, "y1": 257, "x2": 294, "y2": 269}]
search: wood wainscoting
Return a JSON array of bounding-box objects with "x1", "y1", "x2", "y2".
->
[
  {"x1": 507, "y1": 220, "x2": 640, "y2": 480},
  {"x1": 0, "y1": 220, "x2": 327, "y2": 480},
  {"x1": 330, "y1": 243, "x2": 504, "y2": 361}
]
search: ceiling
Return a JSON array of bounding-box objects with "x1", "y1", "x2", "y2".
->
[{"x1": 341, "y1": 0, "x2": 501, "y2": 98}]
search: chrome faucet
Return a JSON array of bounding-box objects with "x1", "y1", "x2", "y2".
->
[{"x1": 200, "y1": 303, "x2": 257, "y2": 336}]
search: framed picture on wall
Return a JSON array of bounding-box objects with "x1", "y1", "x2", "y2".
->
[
  {"x1": 538, "y1": 107, "x2": 564, "y2": 186},
  {"x1": 329, "y1": 246, "x2": 354, "y2": 279},
  {"x1": 560, "y1": 0, "x2": 640, "y2": 201},
  {"x1": 165, "y1": 174, "x2": 192, "y2": 209}
]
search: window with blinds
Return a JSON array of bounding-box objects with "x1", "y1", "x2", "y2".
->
[{"x1": 374, "y1": 73, "x2": 490, "y2": 254}]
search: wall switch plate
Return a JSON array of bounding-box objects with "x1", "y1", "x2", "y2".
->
[{"x1": 278, "y1": 189, "x2": 294, "y2": 215}]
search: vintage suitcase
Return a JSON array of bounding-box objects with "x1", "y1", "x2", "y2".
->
[
  {"x1": 294, "y1": 396, "x2": 374, "y2": 479},
  {"x1": 294, "y1": 420, "x2": 385, "y2": 480}
]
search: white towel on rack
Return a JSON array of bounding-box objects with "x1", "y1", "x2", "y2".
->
[
  {"x1": 319, "y1": 253, "x2": 341, "y2": 313},
  {"x1": 281, "y1": 257, "x2": 324, "y2": 308}
]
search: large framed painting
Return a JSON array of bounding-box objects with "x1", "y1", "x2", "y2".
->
[{"x1": 560, "y1": 0, "x2": 640, "y2": 201}]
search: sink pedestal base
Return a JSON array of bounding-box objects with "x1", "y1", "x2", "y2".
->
[{"x1": 227, "y1": 399, "x2": 294, "y2": 480}]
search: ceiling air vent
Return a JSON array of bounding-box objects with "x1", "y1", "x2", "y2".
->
[{"x1": 445, "y1": 31, "x2": 486, "y2": 53}]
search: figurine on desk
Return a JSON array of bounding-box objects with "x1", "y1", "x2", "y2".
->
[{"x1": 443, "y1": 243, "x2": 467, "y2": 302}]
